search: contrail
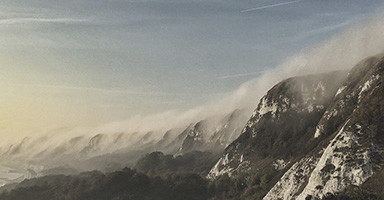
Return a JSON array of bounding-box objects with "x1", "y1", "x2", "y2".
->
[
  {"x1": 0, "y1": 18, "x2": 89, "y2": 25},
  {"x1": 216, "y1": 71, "x2": 265, "y2": 79},
  {"x1": 241, "y1": 0, "x2": 302, "y2": 13}
]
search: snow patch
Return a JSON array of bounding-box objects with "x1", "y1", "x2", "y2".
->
[
  {"x1": 335, "y1": 86, "x2": 347, "y2": 97},
  {"x1": 239, "y1": 154, "x2": 244, "y2": 163},
  {"x1": 314, "y1": 125, "x2": 323, "y2": 138},
  {"x1": 207, "y1": 153, "x2": 234, "y2": 179},
  {"x1": 325, "y1": 109, "x2": 338, "y2": 120},
  {"x1": 244, "y1": 96, "x2": 281, "y2": 137},
  {"x1": 264, "y1": 157, "x2": 317, "y2": 200},
  {"x1": 308, "y1": 105, "x2": 314, "y2": 112},
  {"x1": 358, "y1": 74, "x2": 380, "y2": 101},
  {"x1": 298, "y1": 120, "x2": 376, "y2": 199},
  {"x1": 258, "y1": 97, "x2": 279, "y2": 118},
  {"x1": 316, "y1": 105, "x2": 324, "y2": 110},
  {"x1": 272, "y1": 159, "x2": 289, "y2": 171},
  {"x1": 355, "y1": 124, "x2": 363, "y2": 135}
]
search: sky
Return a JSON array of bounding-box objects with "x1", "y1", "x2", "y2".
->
[{"x1": 1, "y1": 0, "x2": 384, "y2": 142}]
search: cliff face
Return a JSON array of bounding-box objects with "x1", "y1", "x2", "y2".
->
[
  {"x1": 208, "y1": 70, "x2": 346, "y2": 179},
  {"x1": 209, "y1": 54, "x2": 384, "y2": 199}
]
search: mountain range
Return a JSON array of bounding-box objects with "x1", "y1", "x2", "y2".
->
[{"x1": 0, "y1": 53, "x2": 383, "y2": 199}]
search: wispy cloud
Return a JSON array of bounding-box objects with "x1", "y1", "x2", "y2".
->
[
  {"x1": 304, "y1": 21, "x2": 352, "y2": 36},
  {"x1": 0, "y1": 18, "x2": 90, "y2": 25},
  {"x1": 215, "y1": 71, "x2": 265, "y2": 79},
  {"x1": 2, "y1": 82, "x2": 169, "y2": 96},
  {"x1": 241, "y1": 0, "x2": 302, "y2": 13},
  {"x1": 289, "y1": 20, "x2": 353, "y2": 42}
]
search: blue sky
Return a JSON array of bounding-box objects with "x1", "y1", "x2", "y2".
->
[{"x1": 1, "y1": 0, "x2": 383, "y2": 140}]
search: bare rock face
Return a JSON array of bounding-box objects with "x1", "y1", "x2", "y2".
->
[
  {"x1": 209, "y1": 54, "x2": 384, "y2": 199},
  {"x1": 295, "y1": 54, "x2": 384, "y2": 200},
  {"x1": 208, "y1": 70, "x2": 346, "y2": 179}
]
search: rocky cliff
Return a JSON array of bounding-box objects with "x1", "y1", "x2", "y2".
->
[{"x1": 208, "y1": 54, "x2": 384, "y2": 199}]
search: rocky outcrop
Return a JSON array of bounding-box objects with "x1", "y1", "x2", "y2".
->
[
  {"x1": 208, "y1": 70, "x2": 346, "y2": 179},
  {"x1": 209, "y1": 54, "x2": 384, "y2": 199}
]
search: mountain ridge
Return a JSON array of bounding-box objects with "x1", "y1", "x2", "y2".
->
[
  {"x1": 0, "y1": 54, "x2": 383, "y2": 200},
  {"x1": 209, "y1": 54, "x2": 384, "y2": 199}
]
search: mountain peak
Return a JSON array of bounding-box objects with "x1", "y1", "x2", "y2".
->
[{"x1": 209, "y1": 54, "x2": 384, "y2": 199}]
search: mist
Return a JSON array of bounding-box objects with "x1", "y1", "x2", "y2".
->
[{"x1": 94, "y1": 11, "x2": 384, "y2": 137}]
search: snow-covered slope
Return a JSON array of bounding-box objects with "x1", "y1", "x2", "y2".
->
[
  {"x1": 209, "y1": 54, "x2": 384, "y2": 199},
  {"x1": 208, "y1": 70, "x2": 346, "y2": 179}
]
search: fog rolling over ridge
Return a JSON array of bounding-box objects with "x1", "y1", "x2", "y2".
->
[{"x1": 1, "y1": 11, "x2": 384, "y2": 186}]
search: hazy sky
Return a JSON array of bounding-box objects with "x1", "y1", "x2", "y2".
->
[{"x1": 1, "y1": 0, "x2": 383, "y2": 141}]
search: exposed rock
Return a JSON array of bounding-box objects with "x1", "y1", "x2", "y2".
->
[
  {"x1": 208, "y1": 70, "x2": 346, "y2": 180},
  {"x1": 209, "y1": 54, "x2": 384, "y2": 199}
]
